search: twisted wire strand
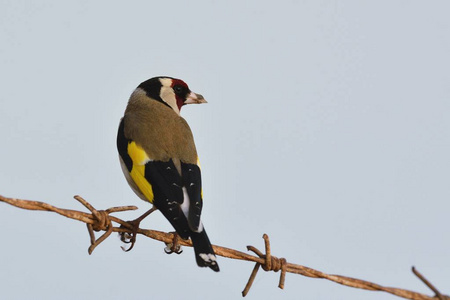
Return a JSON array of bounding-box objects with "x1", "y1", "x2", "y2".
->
[{"x1": 1, "y1": 194, "x2": 447, "y2": 300}]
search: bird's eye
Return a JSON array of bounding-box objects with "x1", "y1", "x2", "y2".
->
[{"x1": 174, "y1": 86, "x2": 183, "y2": 94}]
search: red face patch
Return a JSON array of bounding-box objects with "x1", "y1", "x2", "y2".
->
[
  {"x1": 171, "y1": 79, "x2": 188, "y2": 89},
  {"x1": 171, "y1": 79, "x2": 190, "y2": 111}
]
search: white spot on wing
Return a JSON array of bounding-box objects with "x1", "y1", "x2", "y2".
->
[
  {"x1": 197, "y1": 221, "x2": 204, "y2": 232},
  {"x1": 199, "y1": 253, "x2": 217, "y2": 263},
  {"x1": 180, "y1": 187, "x2": 190, "y2": 219},
  {"x1": 181, "y1": 187, "x2": 203, "y2": 232}
]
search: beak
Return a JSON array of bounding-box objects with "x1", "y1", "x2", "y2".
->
[{"x1": 184, "y1": 92, "x2": 207, "y2": 104}]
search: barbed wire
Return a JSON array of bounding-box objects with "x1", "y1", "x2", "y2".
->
[{"x1": 0, "y1": 194, "x2": 447, "y2": 299}]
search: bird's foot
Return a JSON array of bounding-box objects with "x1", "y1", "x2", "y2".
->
[
  {"x1": 119, "y1": 218, "x2": 140, "y2": 252},
  {"x1": 164, "y1": 232, "x2": 183, "y2": 254},
  {"x1": 119, "y1": 206, "x2": 157, "y2": 252}
]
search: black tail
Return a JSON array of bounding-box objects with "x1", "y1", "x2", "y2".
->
[{"x1": 190, "y1": 227, "x2": 220, "y2": 272}]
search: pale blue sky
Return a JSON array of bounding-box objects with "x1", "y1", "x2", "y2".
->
[{"x1": 1, "y1": 1, "x2": 449, "y2": 299}]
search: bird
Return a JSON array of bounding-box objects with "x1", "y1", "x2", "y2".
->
[{"x1": 117, "y1": 76, "x2": 219, "y2": 272}]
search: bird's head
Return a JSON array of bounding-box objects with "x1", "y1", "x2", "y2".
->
[{"x1": 136, "y1": 76, "x2": 207, "y2": 115}]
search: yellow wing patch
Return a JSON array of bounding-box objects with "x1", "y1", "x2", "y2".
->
[
  {"x1": 128, "y1": 141, "x2": 151, "y2": 165},
  {"x1": 128, "y1": 141, "x2": 154, "y2": 203}
]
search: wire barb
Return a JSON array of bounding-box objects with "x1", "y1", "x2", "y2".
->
[
  {"x1": 242, "y1": 234, "x2": 288, "y2": 297},
  {"x1": 412, "y1": 267, "x2": 449, "y2": 300},
  {"x1": 242, "y1": 263, "x2": 261, "y2": 297},
  {"x1": 0, "y1": 193, "x2": 448, "y2": 300},
  {"x1": 74, "y1": 195, "x2": 122, "y2": 254}
]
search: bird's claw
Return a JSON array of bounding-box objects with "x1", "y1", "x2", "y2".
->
[
  {"x1": 164, "y1": 244, "x2": 183, "y2": 254},
  {"x1": 118, "y1": 206, "x2": 158, "y2": 252},
  {"x1": 164, "y1": 232, "x2": 183, "y2": 254},
  {"x1": 119, "y1": 219, "x2": 140, "y2": 252},
  {"x1": 119, "y1": 231, "x2": 133, "y2": 243}
]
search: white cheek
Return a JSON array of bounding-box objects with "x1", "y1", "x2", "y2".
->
[{"x1": 160, "y1": 87, "x2": 180, "y2": 115}]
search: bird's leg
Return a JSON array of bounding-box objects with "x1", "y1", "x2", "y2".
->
[
  {"x1": 164, "y1": 232, "x2": 183, "y2": 254},
  {"x1": 120, "y1": 206, "x2": 157, "y2": 252}
]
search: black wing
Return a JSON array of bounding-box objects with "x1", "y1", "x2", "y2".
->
[{"x1": 145, "y1": 160, "x2": 191, "y2": 239}]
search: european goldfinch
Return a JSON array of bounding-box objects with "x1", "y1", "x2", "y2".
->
[{"x1": 117, "y1": 76, "x2": 219, "y2": 272}]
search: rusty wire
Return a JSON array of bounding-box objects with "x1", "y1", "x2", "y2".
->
[{"x1": 1, "y1": 194, "x2": 448, "y2": 299}]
